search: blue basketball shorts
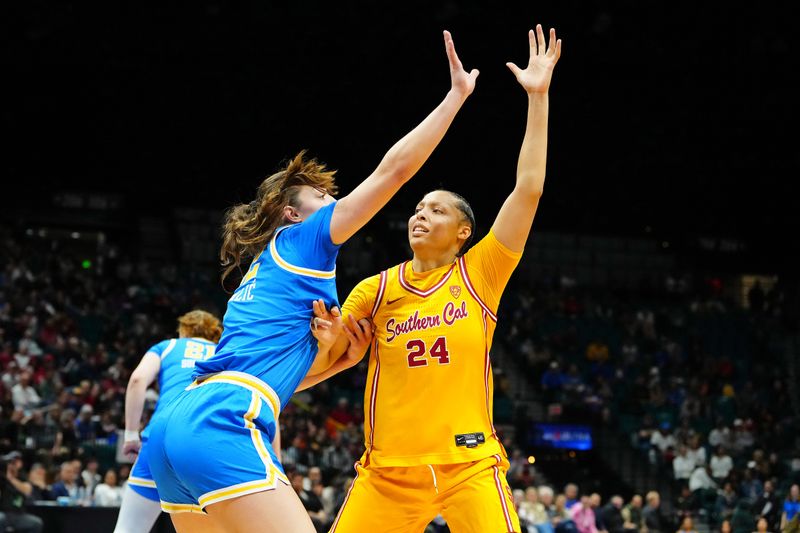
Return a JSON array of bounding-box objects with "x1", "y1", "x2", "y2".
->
[
  {"x1": 127, "y1": 436, "x2": 160, "y2": 502},
  {"x1": 146, "y1": 371, "x2": 288, "y2": 513}
]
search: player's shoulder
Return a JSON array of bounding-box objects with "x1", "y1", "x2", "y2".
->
[
  {"x1": 146, "y1": 338, "x2": 177, "y2": 357},
  {"x1": 352, "y1": 271, "x2": 385, "y2": 293},
  {"x1": 463, "y1": 230, "x2": 522, "y2": 263}
]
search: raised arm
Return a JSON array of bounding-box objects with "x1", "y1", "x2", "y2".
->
[
  {"x1": 329, "y1": 31, "x2": 479, "y2": 245},
  {"x1": 492, "y1": 25, "x2": 561, "y2": 252},
  {"x1": 123, "y1": 354, "x2": 161, "y2": 456}
]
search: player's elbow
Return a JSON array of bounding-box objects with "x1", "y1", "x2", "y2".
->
[
  {"x1": 515, "y1": 182, "x2": 544, "y2": 202},
  {"x1": 127, "y1": 374, "x2": 147, "y2": 391}
]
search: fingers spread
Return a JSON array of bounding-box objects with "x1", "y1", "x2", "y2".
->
[
  {"x1": 536, "y1": 24, "x2": 546, "y2": 55},
  {"x1": 528, "y1": 29, "x2": 536, "y2": 56},
  {"x1": 547, "y1": 28, "x2": 557, "y2": 55},
  {"x1": 506, "y1": 62, "x2": 522, "y2": 77}
]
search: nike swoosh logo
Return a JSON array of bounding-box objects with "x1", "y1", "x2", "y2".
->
[{"x1": 386, "y1": 296, "x2": 406, "y2": 305}]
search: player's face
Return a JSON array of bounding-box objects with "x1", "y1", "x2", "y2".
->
[
  {"x1": 291, "y1": 185, "x2": 335, "y2": 221},
  {"x1": 408, "y1": 191, "x2": 470, "y2": 255}
]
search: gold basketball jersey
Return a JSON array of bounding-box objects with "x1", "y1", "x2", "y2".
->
[{"x1": 342, "y1": 231, "x2": 521, "y2": 467}]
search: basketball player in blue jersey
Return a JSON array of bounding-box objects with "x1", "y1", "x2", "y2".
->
[
  {"x1": 113, "y1": 310, "x2": 222, "y2": 533},
  {"x1": 146, "y1": 30, "x2": 480, "y2": 533}
]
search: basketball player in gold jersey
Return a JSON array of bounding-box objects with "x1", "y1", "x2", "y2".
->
[{"x1": 303, "y1": 24, "x2": 561, "y2": 533}]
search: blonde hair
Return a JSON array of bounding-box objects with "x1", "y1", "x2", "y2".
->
[
  {"x1": 177, "y1": 310, "x2": 223, "y2": 343},
  {"x1": 220, "y1": 151, "x2": 338, "y2": 286}
]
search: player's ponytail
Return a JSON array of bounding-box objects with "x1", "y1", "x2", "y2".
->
[
  {"x1": 177, "y1": 310, "x2": 223, "y2": 343},
  {"x1": 220, "y1": 150, "x2": 338, "y2": 287}
]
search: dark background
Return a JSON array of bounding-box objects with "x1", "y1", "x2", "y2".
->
[{"x1": 3, "y1": 1, "x2": 797, "y2": 272}]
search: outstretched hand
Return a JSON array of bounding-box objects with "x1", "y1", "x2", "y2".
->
[
  {"x1": 507, "y1": 24, "x2": 561, "y2": 94},
  {"x1": 444, "y1": 30, "x2": 479, "y2": 99}
]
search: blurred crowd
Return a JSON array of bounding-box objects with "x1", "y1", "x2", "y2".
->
[
  {"x1": 495, "y1": 270, "x2": 800, "y2": 532},
  {"x1": 1, "y1": 226, "x2": 798, "y2": 532}
]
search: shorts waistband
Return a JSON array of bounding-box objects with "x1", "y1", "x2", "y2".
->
[{"x1": 187, "y1": 371, "x2": 281, "y2": 421}]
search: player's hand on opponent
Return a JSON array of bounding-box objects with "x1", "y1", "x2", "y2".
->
[
  {"x1": 506, "y1": 24, "x2": 561, "y2": 94},
  {"x1": 444, "y1": 30, "x2": 479, "y2": 100},
  {"x1": 310, "y1": 299, "x2": 344, "y2": 349},
  {"x1": 342, "y1": 315, "x2": 373, "y2": 367}
]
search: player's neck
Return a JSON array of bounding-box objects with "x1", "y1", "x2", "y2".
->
[{"x1": 411, "y1": 251, "x2": 456, "y2": 273}]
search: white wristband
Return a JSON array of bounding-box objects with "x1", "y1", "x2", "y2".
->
[{"x1": 124, "y1": 430, "x2": 140, "y2": 442}]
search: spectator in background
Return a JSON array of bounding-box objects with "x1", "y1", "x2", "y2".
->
[
  {"x1": 740, "y1": 467, "x2": 764, "y2": 503},
  {"x1": 0, "y1": 451, "x2": 44, "y2": 533},
  {"x1": 644, "y1": 491, "x2": 668, "y2": 533},
  {"x1": 553, "y1": 494, "x2": 578, "y2": 533},
  {"x1": 590, "y1": 493, "x2": 607, "y2": 533},
  {"x1": 675, "y1": 485, "x2": 695, "y2": 518},
  {"x1": 303, "y1": 466, "x2": 323, "y2": 492},
  {"x1": 93, "y1": 468, "x2": 123, "y2": 507},
  {"x1": 781, "y1": 484, "x2": 800, "y2": 533},
  {"x1": 74, "y1": 404, "x2": 95, "y2": 442},
  {"x1": 599, "y1": 495, "x2": 625, "y2": 533},
  {"x1": 621, "y1": 494, "x2": 644, "y2": 533},
  {"x1": 541, "y1": 362, "x2": 564, "y2": 402},
  {"x1": 650, "y1": 423, "x2": 677, "y2": 465},
  {"x1": 731, "y1": 500, "x2": 756, "y2": 533},
  {"x1": 709, "y1": 420, "x2": 732, "y2": 449},
  {"x1": 565, "y1": 484, "x2": 580, "y2": 509},
  {"x1": 753, "y1": 480, "x2": 779, "y2": 532},
  {"x1": 291, "y1": 470, "x2": 329, "y2": 533},
  {"x1": 711, "y1": 446, "x2": 734, "y2": 483},
  {"x1": 686, "y1": 434, "x2": 706, "y2": 466},
  {"x1": 752, "y1": 517, "x2": 769, "y2": 533},
  {"x1": 26, "y1": 463, "x2": 53, "y2": 501},
  {"x1": 539, "y1": 485, "x2": 555, "y2": 514},
  {"x1": 80, "y1": 457, "x2": 101, "y2": 496},
  {"x1": 676, "y1": 515, "x2": 697, "y2": 533},
  {"x1": 518, "y1": 486, "x2": 552, "y2": 533},
  {"x1": 717, "y1": 482, "x2": 740, "y2": 523},
  {"x1": 11, "y1": 371, "x2": 40, "y2": 413},
  {"x1": 50, "y1": 461, "x2": 82, "y2": 503},
  {"x1": 572, "y1": 494, "x2": 599, "y2": 533},
  {"x1": 689, "y1": 464, "x2": 717, "y2": 494},
  {"x1": 673, "y1": 445, "x2": 696, "y2": 488}
]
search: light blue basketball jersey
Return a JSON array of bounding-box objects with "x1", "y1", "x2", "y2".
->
[
  {"x1": 194, "y1": 201, "x2": 340, "y2": 408},
  {"x1": 139, "y1": 337, "x2": 217, "y2": 439}
]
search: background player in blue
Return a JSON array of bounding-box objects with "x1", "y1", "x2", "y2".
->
[
  {"x1": 113, "y1": 310, "x2": 222, "y2": 533},
  {"x1": 147, "y1": 30, "x2": 480, "y2": 533}
]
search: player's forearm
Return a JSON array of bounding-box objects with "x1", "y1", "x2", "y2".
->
[
  {"x1": 515, "y1": 93, "x2": 549, "y2": 197},
  {"x1": 307, "y1": 333, "x2": 350, "y2": 376},
  {"x1": 375, "y1": 90, "x2": 468, "y2": 183},
  {"x1": 124, "y1": 379, "x2": 149, "y2": 436},
  {"x1": 296, "y1": 353, "x2": 356, "y2": 392}
]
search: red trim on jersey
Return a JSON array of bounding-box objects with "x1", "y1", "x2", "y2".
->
[
  {"x1": 330, "y1": 462, "x2": 360, "y2": 532},
  {"x1": 457, "y1": 256, "x2": 497, "y2": 322},
  {"x1": 397, "y1": 261, "x2": 456, "y2": 298},
  {"x1": 492, "y1": 455, "x2": 515, "y2": 531},
  {"x1": 482, "y1": 310, "x2": 497, "y2": 439},
  {"x1": 367, "y1": 342, "x2": 380, "y2": 454},
  {"x1": 371, "y1": 271, "x2": 387, "y2": 318}
]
